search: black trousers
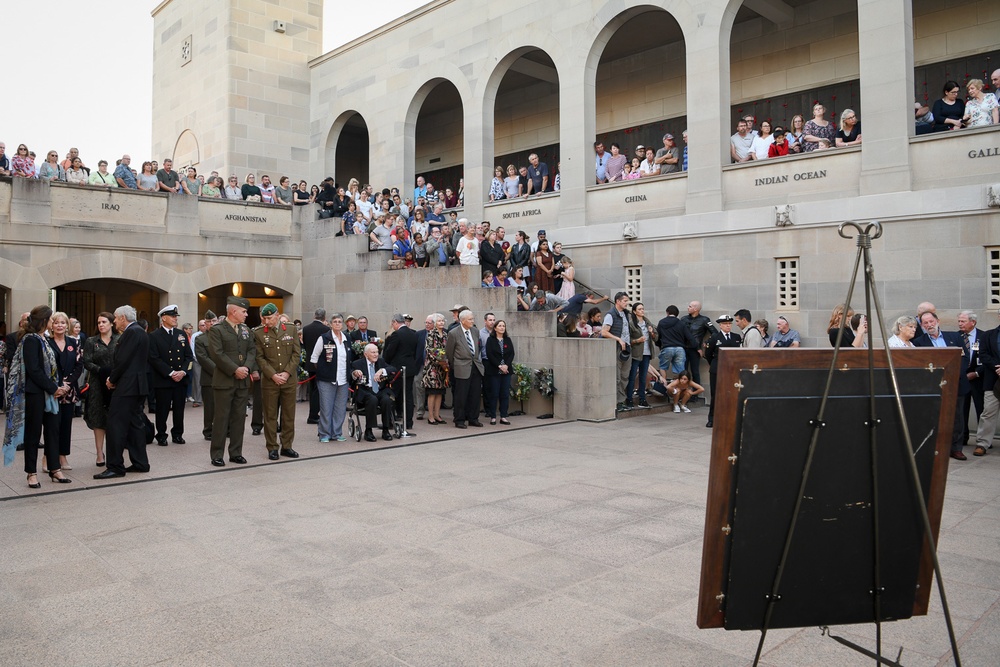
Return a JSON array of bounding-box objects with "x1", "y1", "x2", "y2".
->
[
  {"x1": 22, "y1": 392, "x2": 60, "y2": 475},
  {"x1": 154, "y1": 383, "x2": 187, "y2": 441},
  {"x1": 308, "y1": 375, "x2": 320, "y2": 421},
  {"x1": 357, "y1": 388, "x2": 395, "y2": 433},
  {"x1": 963, "y1": 385, "x2": 984, "y2": 443},
  {"x1": 201, "y1": 383, "x2": 215, "y2": 439},
  {"x1": 952, "y1": 395, "x2": 967, "y2": 454},
  {"x1": 57, "y1": 402, "x2": 75, "y2": 456},
  {"x1": 686, "y1": 348, "x2": 703, "y2": 386},
  {"x1": 106, "y1": 393, "x2": 149, "y2": 474},
  {"x1": 452, "y1": 366, "x2": 482, "y2": 424},
  {"x1": 708, "y1": 371, "x2": 717, "y2": 422}
]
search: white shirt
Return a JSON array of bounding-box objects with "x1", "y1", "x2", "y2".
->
[
  {"x1": 639, "y1": 159, "x2": 659, "y2": 176},
  {"x1": 456, "y1": 236, "x2": 480, "y2": 265},
  {"x1": 750, "y1": 134, "x2": 774, "y2": 160},
  {"x1": 310, "y1": 333, "x2": 349, "y2": 385}
]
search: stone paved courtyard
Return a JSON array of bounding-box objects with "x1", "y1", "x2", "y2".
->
[{"x1": 1, "y1": 403, "x2": 997, "y2": 666}]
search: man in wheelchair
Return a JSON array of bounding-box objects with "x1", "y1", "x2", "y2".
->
[{"x1": 351, "y1": 343, "x2": 397, "y2": 442}]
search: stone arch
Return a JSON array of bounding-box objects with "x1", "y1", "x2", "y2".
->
[
  {"x1": 404, "y1": 74, "x2": 470, "y2": 206},
  {"x1": 37, "y1": 252, "x2": 177, "y2": 293},
  {"x1": 186, "y1": 258, "x2": 301, "y2": 299},
  {"x1": 173, "y1": 129, "x2": 200, "y2": 169},
  {"x1": 324, "y1": 110, "x2": 370, "y2": 185}
]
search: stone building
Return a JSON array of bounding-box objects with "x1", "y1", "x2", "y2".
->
[{"x1": 2, "y1": 0, "x2": 999, "y2": 419}]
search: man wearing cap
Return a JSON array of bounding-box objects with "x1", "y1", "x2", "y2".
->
[
  {"x1": 148, "y1": 304, "x2": 194, "y2": 445},
  {"x1": 194, "y1": 311, "x2": 218, "y2": 441},
  {"x1": 601, "y1": 291, "x2": 633, "y2": 413},
  {"x1": 654, "y1": 134, "x2": 680, "y2": 175},
  {"x1": 254, "y1": 303, "x2": 301, "y2": 460},
  {"x1": 302, "y1": 308, "x2": 329, "y2": 425},
  {"x1": 447, "y1": 304, "x2": 466, "y2": 333},
  {"x1": 384, "y1": 313, "x2": 419, "y2": 435},
  {"x1": 207, "y1": 296, "x2": 258, "y2": 466},
  {"x1": 704, "y1": 315, "x2": 742, "y2": 428},
  {"x1": 530, "y1": 229, "x2": 547, "y2": 254}
]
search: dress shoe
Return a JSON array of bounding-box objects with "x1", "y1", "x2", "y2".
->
[
  {"x1": 230, "y1": 456, "x2": 248, "y2": 464},
  {"x1": 280, "y1": 448, "x2": 299, "y2": 458},
  {"x1": 468, "y1": 420, "x2": 484, "y2": 427},
  {"x1": 251, "y1": 427, "x2": 262, "y2": 436},
  {"x1": 500, "y1": 418, "x2": 511, "y2": 425},
  {"x1": 16, "y1": 443, "x2": 25, "y2": 451},
  {"x1": 974, "y1": 446, "x2": 987, "y2": 457},
  {"x1": 96, "y1": 459, "x2": 106, "y2": 467},
  {"x1": 157, "y1": 439, "x2": 168, "y2": 447},
  {"x1": 48, "y1": 471, "x2": 73, "y2": 484},
  {"x1": 172, "y1": 436, "x2": 186, "y2": 444},
  {"x1": 211, "y1": 458, "x2": 226, "y2": 467},
  {"x1": 94, "y1": 469, "x2": 125, "y2": 479},
  {"x1": 268, "y1": 450, "x2": 279, "y2": 460},
  {"x1": 364, "y1": 431, "x2": 377, "y2": 442},
  {"x1": 125, "y1": 465, "x2": 149, "y2": 473},
  {"x1": 455, "y1": 422, "x2": 467, "y2": 429},
  {"x1": 382, "y1": 431, "x2": 393, "y2": 441},
  {"x1": 306, "y1": 419, "x2": 319, "y2": 425},
  {"x1": 706, "y1": 420, "x2": 713, "y2": 428},
  {"x1": 950, "y1": 451, "x2": 967, "y2": 461}
]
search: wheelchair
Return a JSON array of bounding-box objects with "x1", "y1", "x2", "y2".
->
[{"x1": 346, "y1": 375, "x2": 405, "y2": 442}]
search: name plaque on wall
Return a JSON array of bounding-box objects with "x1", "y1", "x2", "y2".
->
[
  {"x1": 50, "y1": 187, "x2": 166, "y2": 227},
  {"x1": 754, "y1": 170, "x2": 828, "y2": 187},
  {"x1": 967, "y1": 147, "x2": 999, "y2": 158},
  {"x1": 201, "y1": 200, "x2": 290, "y2": 236}
]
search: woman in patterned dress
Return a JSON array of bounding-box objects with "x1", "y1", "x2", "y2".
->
[{"x1": 421, "y1": 314, "x2": 450, "y2": 425}]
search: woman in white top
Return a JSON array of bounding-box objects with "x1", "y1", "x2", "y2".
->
[
  {"x1": 963, "y1": 78, "x2": 999, "y2": 127},
  {"x1": 65, "y1": 157, "x2": 88, "y2": 185},
  {"x1": 887, "y1": 316, "x2": 917, "y2": 348},
  {"x1": 750, "y1": 120, "x2": 775, "y2": 160},
  {"x1": 310, "y1": 313, "x2": 351, "y2": 442}
]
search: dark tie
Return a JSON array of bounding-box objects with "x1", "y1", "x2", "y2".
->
[{"x1": 962, "y1": 332, "x2": 970, "y2": 355}]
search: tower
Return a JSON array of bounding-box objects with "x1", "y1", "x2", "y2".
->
[{"x1": 150, "y1": 0, "x2": 322, "y2": 181}]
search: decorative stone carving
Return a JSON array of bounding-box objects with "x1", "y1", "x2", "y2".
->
[
  {"x1": 622, "y1": 221, "x2": 638, "y2": 239},
  {"x1": 775, "y1": 204, "x2": 793, "y2": 227},
  {"x1": 987, "y1": 185, "x2": 1000, "y2": 208}
]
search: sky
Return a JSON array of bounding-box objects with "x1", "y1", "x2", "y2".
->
[{"x1": 0, "y1": 0, "x2": 426, "y2": 166}]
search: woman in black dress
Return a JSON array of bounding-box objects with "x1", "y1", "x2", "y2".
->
[
  {"x1": 484, "y1": 320, "x2": 515, "y2": 425},
  {"x1": 47, "y1": 312, "x2": 84, "y2": 472},
  {"x1": 931, "y1": 80, "x2": 965, "y2": 132},
  {"x1": 82, "y1": 312, "x2": 118, "y2": 466}
]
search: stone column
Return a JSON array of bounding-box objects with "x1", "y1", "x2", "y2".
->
[
  {"x1": 558, "y1": 65, "x2": 587, "y2": 228},
  {"x1": 857, "y1": 0, "x2": 914, "y2": 195},
  {"x1": 684, "y1": 20, "x2": 727, "y2": 214}
]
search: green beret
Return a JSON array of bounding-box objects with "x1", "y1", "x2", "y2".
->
[
  {"x1": 227, "y1": 296, "x2": 250, "y2": 309},
  {"x1": 260, "y1": 303, "x2": 278, "y2": 317},
  {"x1": 203, "y1": 310, "x2": 217, "y2": 320}
]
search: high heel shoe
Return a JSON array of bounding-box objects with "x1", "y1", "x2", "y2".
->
[
  {"x1": 27, "y1": 474, "x2": 41, "y2": 489},
  {"x1": 96, "y1": 457, "x2": 106, "y2": 467},
  {"x1": 48, "y1": 470, "x2": 72, "y2": 484}
]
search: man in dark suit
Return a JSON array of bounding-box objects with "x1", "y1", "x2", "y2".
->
[
  {"x1": 914, "y1": 311, "x2": 971, "y2": 460},
  {"x1": 704, "y1": 314, "x2": 742, "y2": 428},
  {"x1": 445, "y1": 309, "x2": 484, "y2": 428},
  {"x1": 194, "y1": 311, "x2": 217, "y2": 440},
  {"x1": 958, "y1": 310, "x2": 985, "y2": 445},
  {"x1": 351, "y1": 343, "x2": 396, "y2": 442},
  {"x1": 96, "y1": 305, "x2": 150, "y2": 478},
  {"x1": 349, "y1": 316, "x2": 377, "y2": 344},
  {"x1": 301, "y1": 308, "x2": 329, "y2": 425},
  {"x1": 973, "y1": 308, "x2": 1000, "y2": 457},
  {"x1": 384, "y1": 313, "x2": 419, "y2": 435},
  {"x1": 148, "y1": 304, "x2": 194, "y2": 445}
]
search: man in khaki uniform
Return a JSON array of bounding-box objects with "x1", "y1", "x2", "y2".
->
[
  {"x1": 254, "y1": 303, "x2": 301, "y2": 460},
  {"x1": 207, "y1": 296, "x2": 258, "y2": 467}
]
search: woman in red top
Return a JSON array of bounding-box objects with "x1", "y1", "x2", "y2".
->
[{"x1": 768, "y1": 128, "x2": 790, "y2": 158}]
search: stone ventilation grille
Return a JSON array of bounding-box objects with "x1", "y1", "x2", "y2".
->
[
  {"x1": 625, "y1": 266, "x2": 642, "y2": 304},
  {"x1": 776, "y1": 258, "x2": 799, "y2": 310},
  {"x1": 989, "y1": 247, "x2": 1000, "y2": 308}
]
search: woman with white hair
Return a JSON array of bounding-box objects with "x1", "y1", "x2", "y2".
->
[
  {"x1": 835, "y1": 109, "x2": 862, "y2": 147},
  {"x1": 887, "y1": 316, "x2": 917, "y2": 348}
]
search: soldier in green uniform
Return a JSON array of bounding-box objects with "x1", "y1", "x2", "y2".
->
[
  {"x1": 254, "y1": 303, "x2": 301, "y2": 460},
  {"x1": 207, "y1": 296, "x2": 258, "y2": 466}
]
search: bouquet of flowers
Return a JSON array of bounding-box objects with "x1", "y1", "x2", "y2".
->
[
  {"x1": 350, "y1": 337, "x2": 383, "y2": 357},
  {"x1": 511, "y1": 363, "x2": 533, "y2": 403},
  {"x1": 533, "y1": 367, "x2": 555, "y2": 398}
]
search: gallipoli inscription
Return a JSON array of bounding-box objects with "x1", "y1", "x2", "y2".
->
[
  {"x1": 754, "y1": 170, "x2": 827, "y2": 187},
  {"x1": 224, "y1": 213, "x2": 268, "y2": 223},
  {"x1": 968, "y1": 148, "x2": 999, "y2": 158},
  {"x1": 501, "y1": 208, "x2": 542, "y2": 220}
]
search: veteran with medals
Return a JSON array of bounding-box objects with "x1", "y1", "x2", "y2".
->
[
  {"x1": 207, "y1": 296, "x2": 258, "y2": 466},
  {"x1": 253, "y1": 303, "x2": 301, "y2": 460}
]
